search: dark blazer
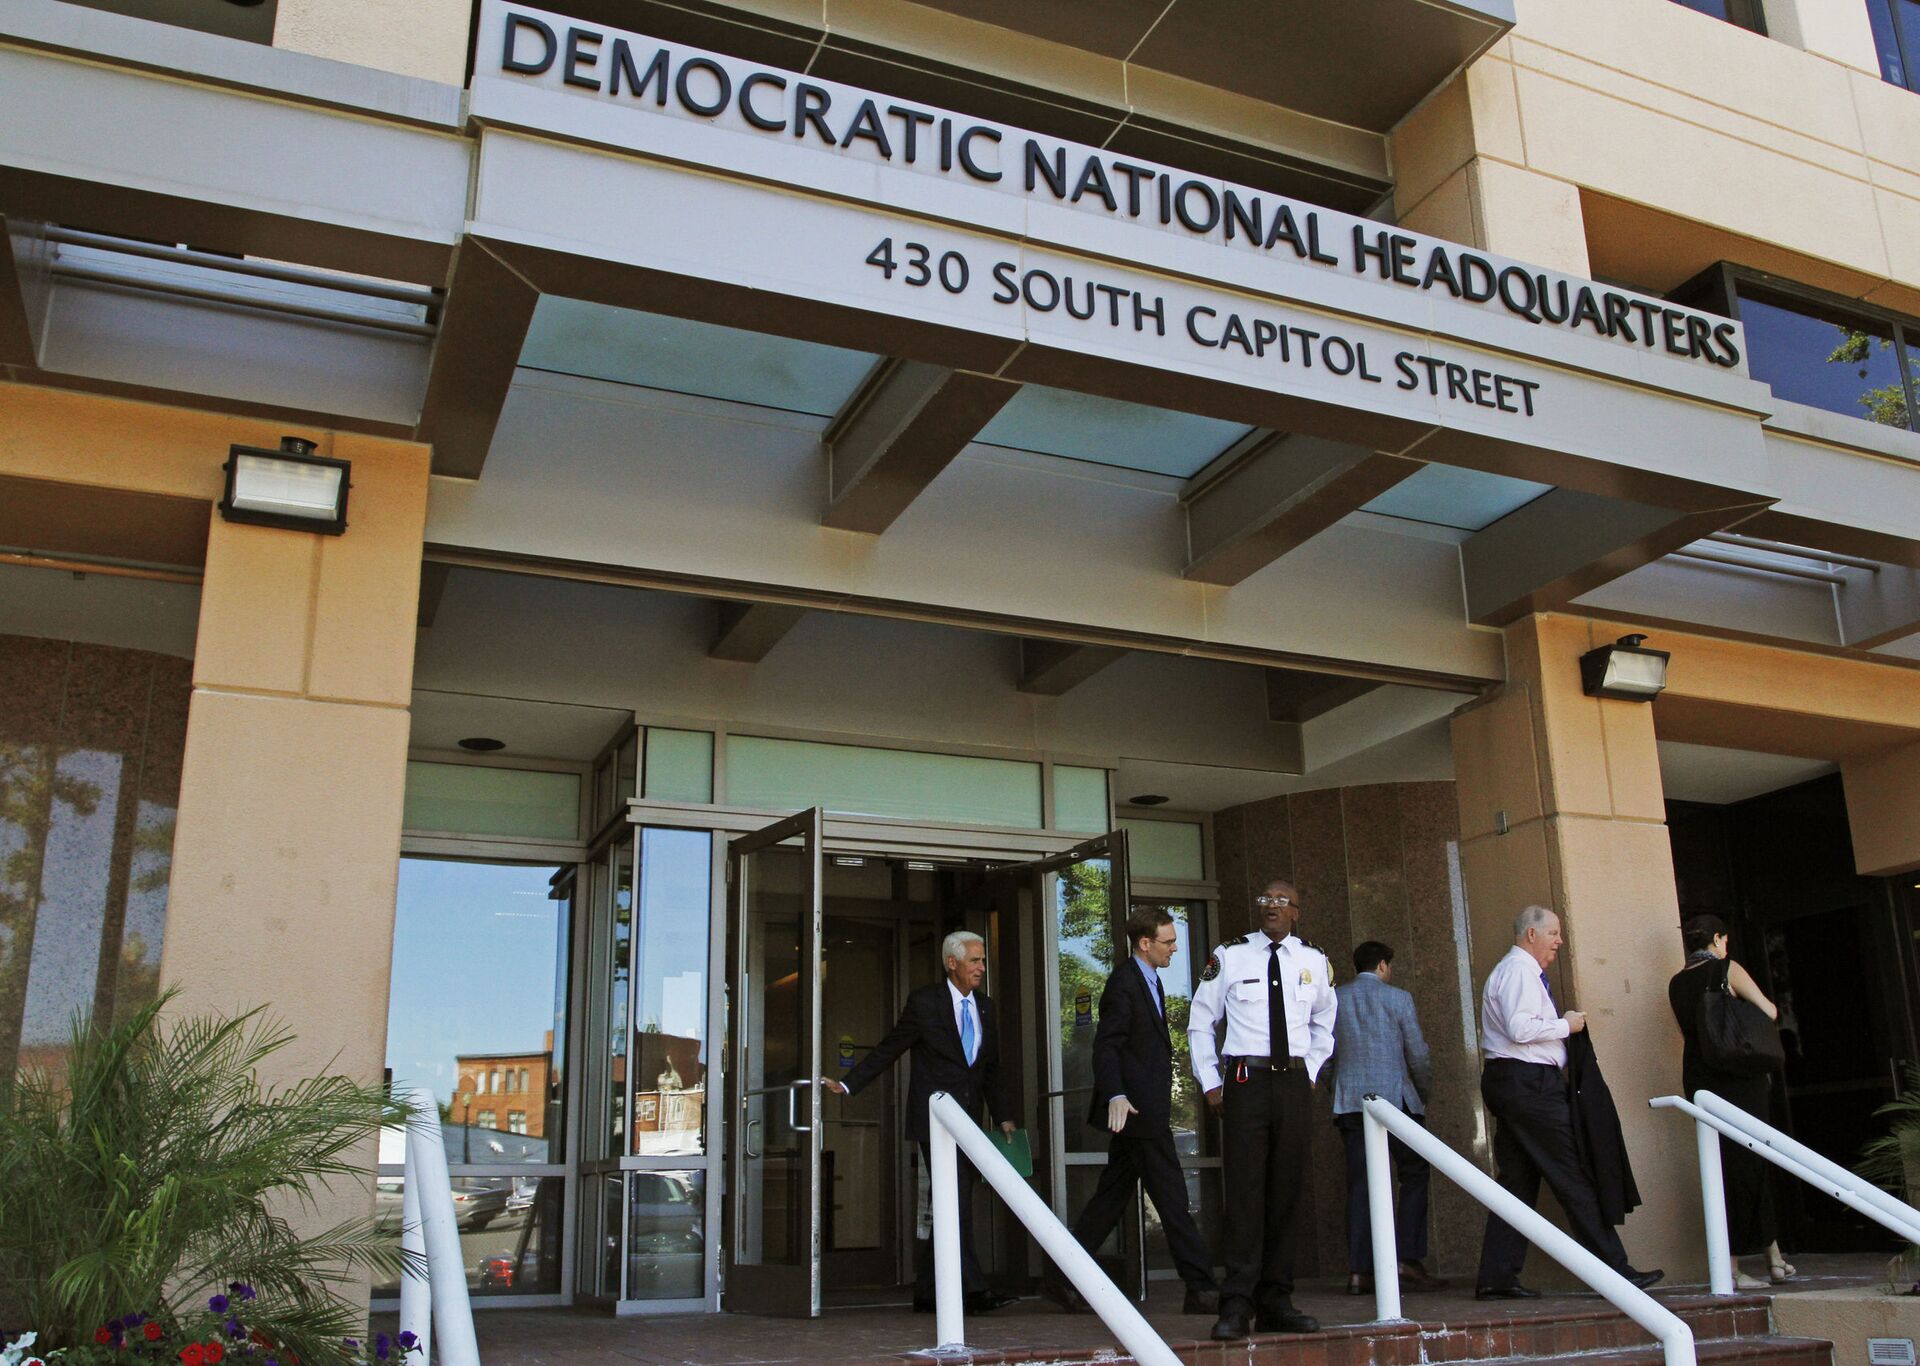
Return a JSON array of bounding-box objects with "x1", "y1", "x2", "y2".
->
[
  {"x1": 1567, "y1": 1029, "x2": 1642, "y2": 1226},
  {"x1": 841, "y1": 980, "x2": 1011, "y2": 1144},
  {"x1": 1086, "y1": 958, "x2": 1174, "y2": 1138}
]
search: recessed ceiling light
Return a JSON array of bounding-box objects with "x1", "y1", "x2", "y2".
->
[
  {"x1": 458, "y1": 737, "x2": 506, "y2": 752},
  {"x1": 1128, "y1": 793, "x2": 1170, "y2": 806}
]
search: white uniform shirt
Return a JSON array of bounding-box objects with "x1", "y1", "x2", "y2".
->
[
  {"x1": 1188, "y1": 932, "x2": 1337, "y2": 1090},
  {"x1": 1480, "y1": 944, "x2": 1570, "y2": 1066}
]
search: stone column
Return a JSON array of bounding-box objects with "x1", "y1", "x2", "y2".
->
[{"x1": 1451, "y1": 613, "x2": 1702, "y2": 1281}]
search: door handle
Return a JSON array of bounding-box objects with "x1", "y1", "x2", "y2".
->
[
  {"x1": 788, "y1": 1078, "x2": 814, "y2": 1134},
  {"x1": 744, "y1": 1118, "x2": 763, "y2": 1159}
]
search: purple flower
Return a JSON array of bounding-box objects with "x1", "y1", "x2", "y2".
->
[
  {"x1": 374, "y1": 1332, "x2": 391, "y2": 1360},
  {"x1": 343, "y1": 1341, "x2": 359, "y2": 1350},
  {"x1": 395, "y1": 1332, "x2": 417, "y2": 1351},
  {"x1": 108, "y1": 1319, "x2": 125, "y2": 1333},
  {"x1": 228, "y1": 1283, "x2": 257, "y2": 1302},
  {"x1": 209, "y1": 1294, "x2": 229, "y2": 1314},
  {"x1": 227, "y1": 1319, "x2": 246, "y2": 1338}
]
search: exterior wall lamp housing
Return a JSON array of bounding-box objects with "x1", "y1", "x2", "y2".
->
[
  {"x1": 1579, "y1": 633, "x2": 1670, "y2": 701},
  {"x1": 219, "y1": 436, "x2": 350, "y2": 535}
]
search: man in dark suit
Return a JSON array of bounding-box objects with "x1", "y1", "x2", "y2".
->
[
  {"x1": 826, "y1": 929, "x2": 1015, "y2": 1313},
  {"x1": 1050, "y1": 906, "x2": 1219, "y2": 1315}
]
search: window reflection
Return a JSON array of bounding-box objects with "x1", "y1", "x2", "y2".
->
[
  {"x1": 1053, "y1": 858, "x2": 1113, "y2": 1156},
  {"x1": 1741, "y1": 291, "x2": 1910, "y2": 429},
  {"x1": 370, "y1": 1173, "x2": 565, "y2": 1298},
  {"x1": 631, "y1": 829, "x2": 711, "y2": 1156},
  {"x1": 385, "y1": 858, "x2": 569, "y2": 1163},
  {"x1": 626, "y1": 1169, "x2": 705, "y2": 1300}
]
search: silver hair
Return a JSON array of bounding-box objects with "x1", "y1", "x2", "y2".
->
[
  {"x1": 941, "y1": 929, "x2": 985, "y2": 965},
  {"x1": 1512, "y1": 904, "x2": 1556, "y2": 941}
]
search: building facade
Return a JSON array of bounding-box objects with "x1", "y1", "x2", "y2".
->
[{"x1": 3, "y1": 0, "x2": 1919, "y2": 1317}]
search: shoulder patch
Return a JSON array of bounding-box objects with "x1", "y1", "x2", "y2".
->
[
  {"x1": 1224, "y1": 933, "x2": 1249, "y2": 946},
  {"x1": 1201, "y1": 952, "x2": 1222, "y2": 982},
  {"x1": 1297, "y1": 937, "x2": 1327, "y2": 956}
]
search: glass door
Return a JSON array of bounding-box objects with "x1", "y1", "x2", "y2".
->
[
  {"x1": 723, "y1": 809, "x2": 825, "y2": 1317},
  {"x1": 990, "y1": 831, "x2": 1140, "y2": 1296}
]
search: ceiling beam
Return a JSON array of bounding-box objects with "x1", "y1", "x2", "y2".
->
[
  {"x1": 1462, "y1": 488, "x2": 1772, "y2": 627},
  {"x1": 417, "y1": 239, "x2": 539, "y2": 480},
  {"x1": 1182, "y1": 430, "x2": 1421, "y2": 586},
  {"x1": 1838, "y1": 564, "x2": 1920, "y2": 650},
  {"x1": 416, "y1": 561, "x2": 452, "y2": 629},
  {"x1": 1265, "y1": 667, "x2": 1382, "y2": 723},
  {"x1": 0, "y1": 215, "x2": 51, "y2": 367},
  {"x1": 822, "y1": 358, "x2": 1021, "y2": 534},
  {"x1": 1016, "y1": 639, "x2": 1127, "y2": 695},
  {"x1": 711, "y1": 600, "x2": 809, "y2": 663}
]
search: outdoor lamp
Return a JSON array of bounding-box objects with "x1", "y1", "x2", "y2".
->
[
  {"x1": 1579, "y1": 633, "x2": 1670, "y2": 701},
  {"x1": 219, "y1": 436, "x2": 349, "y2": 534}
]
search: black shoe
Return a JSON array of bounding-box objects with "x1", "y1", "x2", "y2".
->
[
  {"x1": 1042, "y1": 1278, "x2": 1089, "y2": 1314},
  {"x1": 1210, "y1": 1308, "x2": 1251, "y2": 1341},
  {"x1": 1626, "y1": 1267, "x2": 1664, "y2": 1291},
  {"x1": 965, "y1": 1290, "x2": 1016, "y2": 1313},
  {"x1": 1181, "y1": 1285, "x2": 1218, "y2": 1315},
  {"x1": 1255, "y1": 1305, "x2": 1320, "y2": 1334},
  {"x1": 912, "y1": 1296, "x2": 935, "y2": 1313},
  {"x1": 1399, "y1": 1262, "x2": 1451, "y2": 1292},
  {"x1": 1475, "y1": 1281, "x2": 1541, "y2": 1300}
]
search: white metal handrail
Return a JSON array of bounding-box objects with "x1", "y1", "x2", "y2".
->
[
  {"x1": 926, "y1": 1092, "x2": 1178, "y2": 1366},
  {"x1": 1651, "y1": 1090, "x2": 1920, "y2": 1295},
  {"x1": 398, "y1": 1091, "x2": 482, "y2": 1366},
  {"x1": 1359, "y1": 1095, "x2": 1695, "y2": 1366}
]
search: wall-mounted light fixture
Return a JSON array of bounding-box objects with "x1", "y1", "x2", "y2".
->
[
  {"x1": 219, "y1": 436, "x2": 349, "y2": 535},
  {"x1": 1579, "y1": 633, "x2": 1670, "y2": 702}
]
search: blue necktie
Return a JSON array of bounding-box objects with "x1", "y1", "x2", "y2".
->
[
  {"x1": 960, "y1": 997, "x2": 977, "y2": 1065},
  {"x1": 1540, "y1": 970, "x2": 1558, "y2": 1011}
]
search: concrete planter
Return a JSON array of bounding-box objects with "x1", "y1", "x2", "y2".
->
[{"x1": 1770, "y1": 1285, "x2": 1920, "y2": 1365}]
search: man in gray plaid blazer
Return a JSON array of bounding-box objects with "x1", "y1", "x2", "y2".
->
[{"x1": 1330, "y1": 941, "x2": 1446, "y2": 1294}]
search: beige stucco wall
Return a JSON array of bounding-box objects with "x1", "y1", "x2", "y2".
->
[
  {"x1": 1844, "y1": 738, "x2": 1920, "y2": 875},
  {"x1": 272, "y1": 0, "x2": 472, "y2": 85},
  {"x1": 0, "y1": 383, "x2": 429, "y2": 1264}
]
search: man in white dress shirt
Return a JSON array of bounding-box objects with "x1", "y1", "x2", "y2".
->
[
  {"x1": 1188, "y1": 878, "x2": 1336, "y2": 1341},
  {"x1": 1473, "y1": 905, "x2": 1662, "y2": 1298}
]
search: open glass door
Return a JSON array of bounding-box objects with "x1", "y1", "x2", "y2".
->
[
  {"x1": 991, "y1": 831, "x2": 1144, "y2": 1297},
  {"x1": 723, "y1": 809, "x2": 825, "y2": 1317}
]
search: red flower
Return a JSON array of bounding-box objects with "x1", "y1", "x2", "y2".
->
[
  {"x1": 180, "y1": 1345, "x2": 206, "y2": 1366},
  {"x1": 206, "y1": 1342, "x2": 226, "y2": 1364},
  {"x1": 145, "y1": 1323, "x2": 164, "y2": 1342},
  {"x1": 96, "y1": 1328, "x2": 113, "y2": 1345}
]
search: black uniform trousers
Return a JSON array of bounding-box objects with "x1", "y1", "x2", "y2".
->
[
  {"x1": 1475, "y1": 1058, "x2": 1630, "y2": 1288},
  {"x1": 1069, "y1": 1129, "x2": 1217, "y2": 1290},
  {"x1": 1218, "y1": 1064, "x2": 1312, "y2": 1312},
  {"x1": 1333, "y1": 1110, "x2": 1431, "y2": 1273},
  {"x1": 916, "y1": 1141, "x2": 987, "y2": 1295}
]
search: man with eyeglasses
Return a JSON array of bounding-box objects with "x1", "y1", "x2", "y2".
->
[
  {"x1": 1046, "y1": 905, "x2": 1221, "y2": 1317},
  {"x1": 1188, "y1": 879, "x2": 1336, "y2": 1341}
]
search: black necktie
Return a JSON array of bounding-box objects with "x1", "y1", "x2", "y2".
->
[
  {"x1": 1150, "y1": 970, "x2": 1165, "y2": 1021},
  {"x1": 1267, "y1": 941, "x2": 1297, "y2": 1062}
]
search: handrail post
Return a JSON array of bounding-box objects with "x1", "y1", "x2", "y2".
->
[
  {"x1": 398, "y1": 1131, "x2": 432, "y2": 1361},
  {"x1": 929, "y1": 1106, "x2": 966, "y2": 1349},
  {"x1": 407, "y1": 1090, "x2": 482, "y2": 1366},
  {"x1": 1694, "y1": 1116, "x2": 1734, "y2": 1296},
  {"x1": 1360, "y1": 1099, "x2": 1403, "y2": 1321}
]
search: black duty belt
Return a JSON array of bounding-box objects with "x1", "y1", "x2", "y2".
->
[{"x1": 1225, "y1": 1054, "x2": 1300, "y2": 1073}]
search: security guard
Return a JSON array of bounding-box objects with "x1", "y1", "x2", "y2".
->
[{"x1": 1188, "y1": 877, "x2": 1337, "y2": 1341}]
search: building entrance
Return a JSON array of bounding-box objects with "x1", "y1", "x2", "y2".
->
[{"x1": 719, "y1": 809, "x2": 1132, "y2": 1317}]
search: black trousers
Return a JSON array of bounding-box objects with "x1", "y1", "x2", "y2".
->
[
  {"x1": 1475, "y1": 1059, "x2": 1630, "y2": 1288},
  {"x1": 916, "y1": 1141, "x2": 986, "y2": 1295},
  {"x1": 1068, "y1": 1128, "x2": 1217, "y2": 1290},
  {"x1": 1218, "y1": 1065, "x2": 1311, "y2": 1312},
  {"x1": 1334, "y1": 1110, "x2": 1431, "y2": 1274}
]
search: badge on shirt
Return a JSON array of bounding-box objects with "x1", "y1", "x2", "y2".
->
[
  {"x1": 1201, "y1": 952, "x2": 1221, "y2": 982},
  {"x1": 1299, "y1": 968, "x2": 1313, "y2": 986}
]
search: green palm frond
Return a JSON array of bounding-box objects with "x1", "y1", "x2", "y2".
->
[{"x1": 0, "y1": 990, "x2": 414, "y2": 1362}]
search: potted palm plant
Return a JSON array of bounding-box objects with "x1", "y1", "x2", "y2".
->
[{"x1": 0, "y1": 992, "x2": 416, "y2": 1365}]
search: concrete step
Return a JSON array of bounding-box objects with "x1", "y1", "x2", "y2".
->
[{"x1": 1461, "y1": 1335, "x2": 1834, "y2": 1366}]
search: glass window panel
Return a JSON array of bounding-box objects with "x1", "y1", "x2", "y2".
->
[
  {"x1": 1155, "y1": 902, "x2": 1207, "y2": 1156},
  {"x1": 371, "y1": 1172, "x2": 565, "y2": 1298},
  {"x1": 616, "y1": 730, "x2": 640, "y2": 804},
  {"x1": 626, "y1": 1169, "x2": 706, "y2": 1300},
  {"x1": 385, "y1": 858, "x2": 569, "y2": 1163},
  {"x1": 1053, "y1": 857, "x2": 1115, "y2": 1155},
  {"x1": 592, "y1": 754, "x2": 617, "y2": 833},
  {"x1": 607, "y1": 843, "x2": 633, "y2": 1156},
  {"x1": 403, "y1": 762, "x2": 580, "y2": 841},
  {"x1": 1052, "y1": 765, "x2": 1110, "y2": 833},
  {"x1": 1895, "y1": 0, "x2": 1920, "y2": 91},
  {"x1": 1145, "y1": 1166, "x2": 1222, "y2": 1280},
  {"x1": 727, "y1": 735, "x2": 1043, "y2": 828},
  {"x1": 643, "y1": 729, "x2": 714, "y2": 803},
  {"x1": 1739, "y1": 290, "x2": 1911, "y2": 430},
  {"x1": 1870, "y1": 0, "x2": 1910, "y2": 87},
  {"x1": 632, "y1": 828, "x2": 711, "y2": 1156},
  {"x1": 1121, "y1": 818, "x2": 1206, "y2": 881}
]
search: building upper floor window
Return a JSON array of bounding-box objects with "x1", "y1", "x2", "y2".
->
[
  {"x1": 1671, "y1": 0, "x2": 1768, "y2": 33},
  {"x1": 1868, "y1": 0, "x2": 1920, "y2": 90},
  {"x1": 1678, "y1": 265, "x2": 1917, "y2": 431}
]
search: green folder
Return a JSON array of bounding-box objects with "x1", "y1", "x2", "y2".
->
[{"x1": 989, "y1": 1127, "x2": 1034, "y2": 1179}]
